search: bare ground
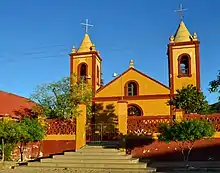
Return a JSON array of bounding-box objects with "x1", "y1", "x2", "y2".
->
[{"x1": 0, "y1": 168, "x2": 114, "y2": 173}]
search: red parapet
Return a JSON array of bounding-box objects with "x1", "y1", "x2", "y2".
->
[
  {"x1": 127, "y1": 115, "x2": 172, "y2": 135},
  {"x1": 46, "y1": 118, "x2": 76, "y2": 135},
  {"x1": 184, "y1": 114, "x2": 220, "y2": 131}
]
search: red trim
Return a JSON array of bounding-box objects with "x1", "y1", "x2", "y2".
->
[
  {"x1": 96, "y1": 68, "x2": 170, "y2": 94},
  {"x1": 168, "y1": 44, "x2": 174, "y2": 95},
  {"x1": 127, "y1": 115, "x2": 171, "y2": 120},
  {"x1": 124, "y1": 80, "x2": 139, "y2": 96},
  {"x1": 167, "y1": 45, "x2": 174, "y2": 116},
  {"x1": 92, "y1": 54, "x2": 96, "y2": 93},
  {"x1": 97, "y1": 65, "x2": 100, "y2": 86},
  {"x1": 70, "y1": 51, "x2": 102, "y2": 62},
  {"x1": 70, "y1": 55, "x2": 73, "y2": 76},
  {"x1": 93, "y1": 94, "x2": 171, "y2": 102},
  {"x1": 117, "y1": 100, "x2": 128, "y2": 103},
  {"x1": 169, "y1": 40, "x2": 200, "y2": 47},
  {"x1": 177, "y1": 53, "x2": 192, "y2": 78},
  {"x1": 195, "y1": 42, "x2": 201, "y2": 90}
]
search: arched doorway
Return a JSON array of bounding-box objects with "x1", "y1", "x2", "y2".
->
[{"x1": 127, "y1": 104, "x2": 143, "y2": 116}]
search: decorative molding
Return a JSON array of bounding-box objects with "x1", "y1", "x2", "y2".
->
[{"x1": 93, "y1": 94, "x2": 171, "y2": 102}]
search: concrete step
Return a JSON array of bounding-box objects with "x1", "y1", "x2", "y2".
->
[
  {"x1": 79, "y1": 148, "x2": 120, "y2": 152},
  {"x1": 53, "y1": 154, "x2": 132, "y2": 160},
  {"x1": 64, "y1": 151, "x2": 126, "y2": 156},
  {"x1": 41, "y1": 158, "x2": 139, "y2": 164},
  {"x1": 16, "y1": 166, "x2": 157, "y2": 173},
  {"x1": 27, "y1": 162, "x2": 147, "y2": 169},
  {"x1": 84, "y1": 145, "x2": 120, "y2": 149},
  {"x1": 86, "y1": 141, "x2": 120, "y2": 148}
]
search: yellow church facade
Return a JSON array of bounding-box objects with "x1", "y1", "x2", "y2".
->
[{"x1": 70, "y1": 20, "x2": 201, "y2": 117}]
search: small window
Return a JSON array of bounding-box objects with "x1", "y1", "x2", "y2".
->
[
  {"x1": 178, "y1": 54, "x2": 191, "y2": 77},
  {"x1": 126, "y1": 81, "x2": 138, "y2": 96},
  {"x1": 78, "y1": 63, "x2": 87, "y2": 81},
  {"x1": 180, "y1": 56, "x2": 189, "y2": 75}
]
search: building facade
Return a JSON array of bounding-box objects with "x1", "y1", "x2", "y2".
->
[{"x1": 70, "y1": 20, "x2": 200, "y2": 117}]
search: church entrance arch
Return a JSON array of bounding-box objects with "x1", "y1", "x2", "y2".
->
[
  {"x1": 86, "y1": 123, "x2": 118, "y2": 143},
  {"x1": 128, "y1": 104, "x2": 143, "y2": 116}
]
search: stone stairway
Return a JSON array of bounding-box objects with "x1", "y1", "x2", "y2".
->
[{"x1": 23, "y1": 143, "x2": 156, "y2": 172}]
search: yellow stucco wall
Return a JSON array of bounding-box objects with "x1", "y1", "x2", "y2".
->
[
  {"x1": 76, "y1": 104, "x2": 86, "y2": 150},
  {"x1": 71, "y1": 54, "x2": 101, "y2": 91},
  {"x1": 172, "y1": 45, "x2": 197, "y2": 92},
  {"x1": 96, "y1": 99, "x2": 170, "y2": 116},
  {"x1": 96, "y1": 68, "x2": 170, "y2": 97},
  {"x1": 94, "y1": 68, "x2": 170, "y2": 116},
  {"x1": 127, "y1": 99, "x2": 170, "y2": 116},
  {"x1": 44, "y1": 135, "x2": 75, "y2": 140}
]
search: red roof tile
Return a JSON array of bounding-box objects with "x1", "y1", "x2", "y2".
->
[{"x1": 0, "y1": 91, "x2": 37, "y2": 118}]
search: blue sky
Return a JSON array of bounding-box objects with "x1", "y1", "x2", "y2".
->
[{"x1": 0, "y1": 0, "x2": 219, "y2": 104}]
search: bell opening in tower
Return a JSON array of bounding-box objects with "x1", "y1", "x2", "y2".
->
[{"x1": 79, "y1": 63, "x2": 87, "y2": 81}]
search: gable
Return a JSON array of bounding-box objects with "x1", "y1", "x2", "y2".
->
[{"x1": 96, "y1": 68, "x2": 170, "y2": 97}]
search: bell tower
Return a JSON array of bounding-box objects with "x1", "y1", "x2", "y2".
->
[
  {"x1": 168, "y1": 5, "x2": 200, "y2": 95},
  {"x1": 167, "y1": 20, "x2": 200, "y2": 95},
  {"x1": 70, "y1": 19, "x2": 102, "y2": 93}
]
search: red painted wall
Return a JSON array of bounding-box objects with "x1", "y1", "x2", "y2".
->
[
  {"x1": 13, "y1": 142, "x2": 42, "y2": 161},
  {"x1": 12, "y1": 140, "x2": 76, "y2": 161},
  {"x1": 41, "y1": 140, "x2": 76, "y2": 157},
  {"x1": 127, "y1": 138, "x2": 220, "y2": 161}
]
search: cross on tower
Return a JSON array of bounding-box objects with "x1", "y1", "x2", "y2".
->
[
  {"x1": 80, "y1": 19, "x2": 94, "y2": 34},
  {"x1": 174, "y1": 4, "x2": 188, "y2": 20}
]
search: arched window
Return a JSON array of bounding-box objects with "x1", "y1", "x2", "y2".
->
[
  {"x1": 128, "y1": 104, "x2": 143, "y2": 116},
  {"x1": 125, "y1": 81, "x2": 139, "y2": 96},
  {"x1": 178, "y1": 54, "x2": 191, "y2": 77},
  {"x1": 97, "y1": 66, "x2": 100, "y2": 85},
  {"x1": 78, "y1": 63, "x2": 88, "y2": 81}
]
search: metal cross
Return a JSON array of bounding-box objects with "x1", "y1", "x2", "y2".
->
[
  {"x1": 174, "y1": 4, "x2": 188, "y2": 20},
  {"x1": 80, "y1": 19, "x2": 94, "y2": 33}
]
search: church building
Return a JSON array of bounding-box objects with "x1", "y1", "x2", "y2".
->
[{"x1": 69, "y1": 19, "x2": 200, "y2": 116}]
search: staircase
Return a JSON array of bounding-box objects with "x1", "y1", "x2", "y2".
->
[{"x1": 24, "y1": 142, "x2": 156, "y2": 172}]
